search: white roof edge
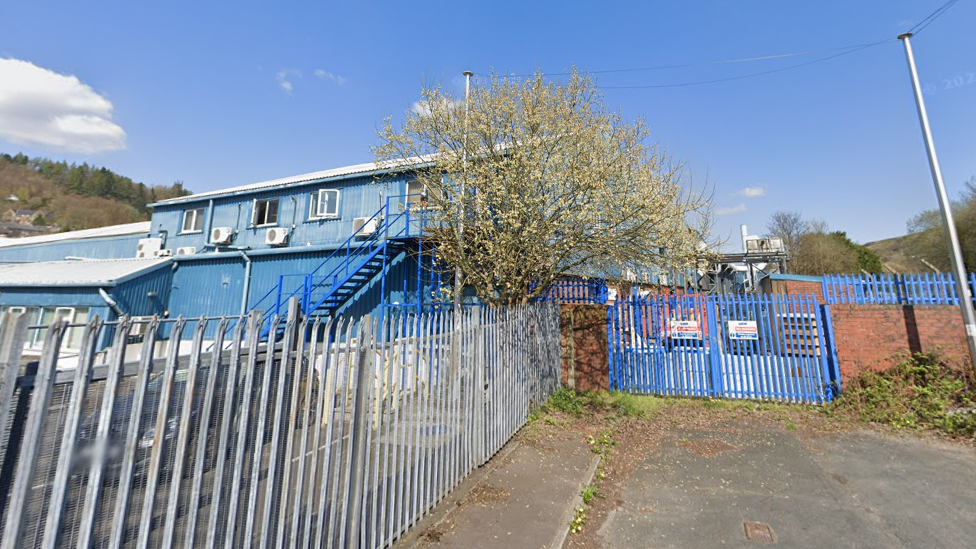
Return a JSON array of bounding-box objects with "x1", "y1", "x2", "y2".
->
[
  {"x1": 0, "y1": 257, "x2": 172, "y2": 286},
  {"x1": 152, "y1": 155, "x2": 434, "y2": 207},
  {"x1": 0, "y1": 221, "x2": 151, "y2": 249}
]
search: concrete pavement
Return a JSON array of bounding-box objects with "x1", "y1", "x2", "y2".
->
[
  {"x1": 597, "y1": 425, "x2": 976, "y2": 549},
  {"x1": 394, "y1": 429, "x2": 599, "y2": 549}
]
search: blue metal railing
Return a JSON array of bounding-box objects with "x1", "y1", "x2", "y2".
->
[
  {"x1": 246, "y1": 194, "x2": 428, "y2": 336},
  {"x1": 532, "y1": 277, "x2": 608, "y2": 304},
  {"x1": 823, "y1": 273, "x2": 976, "y2": 306}
]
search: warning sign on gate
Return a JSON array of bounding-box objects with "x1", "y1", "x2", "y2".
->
[
  {"x1": 669, "y1": 320, "x2": 701, "y2": 340},
  {"x1": 727, "y1": 320, "x2": 759, "y2": 340}
]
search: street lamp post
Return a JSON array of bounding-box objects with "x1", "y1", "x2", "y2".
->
[{"x1": 898, "y1": 32, "x2": 976, "y2": 373}]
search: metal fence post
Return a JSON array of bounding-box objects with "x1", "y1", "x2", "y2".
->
[
  {"x1": 1, "y1": 320, "x2": 65, "y2": 549},
  {"x1": 0, "y1": 312, "x2": 30, "y2": 469},
  {"x1": 706, "y1": 297, "x2": 724, "y2": 397},
  {"x1": 40, "y1": 320, "x2": 99, "y2": 549},
  {"x1": 820, "y1": 303, "x2": 842, "y2": 400},
  {"x1": 345, "y1": 317, "x2": 374, "y2": 549}
]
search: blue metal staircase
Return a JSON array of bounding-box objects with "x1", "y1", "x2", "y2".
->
[{"x1": 249, "y1": 195, "x2": 422, "y2": 338}]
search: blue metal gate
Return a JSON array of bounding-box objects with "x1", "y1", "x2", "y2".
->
[{"x1": 608, "y1": 294, "x2": 840, "y2": 403}]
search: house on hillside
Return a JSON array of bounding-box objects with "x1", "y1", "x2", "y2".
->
[{"x1": 2, "y1": 208, "x2": 44, "y2": 225}]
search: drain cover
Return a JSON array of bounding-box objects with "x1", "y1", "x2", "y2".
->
[{"x1": 743, "y1": 521, "x2": 775, "y2": 543}]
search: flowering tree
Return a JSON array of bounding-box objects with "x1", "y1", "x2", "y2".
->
[{"x1": 375, "y1": 70, "x2": 711, "y2": 306}]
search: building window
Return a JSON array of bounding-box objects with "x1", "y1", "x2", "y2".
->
[
  {"x1": 13, "y1": 306, "x2": 91, "y2": 350},
  {"x1": 181, "y1": 207, "x2": 205, "y2": 233},
  {"x1": 252, "y1": 198, "x2": 279, "y2": 227},
  {"x1": 309, "y1": 189, "x2": 340, "y2": 219},
  {"x1": 406, "y1": 180, "x2": 439, "y2": 210}
]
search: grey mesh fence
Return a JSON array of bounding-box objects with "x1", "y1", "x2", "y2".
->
[{"x1": 0, "y1": 300, "x2": 560, "y2": 548}]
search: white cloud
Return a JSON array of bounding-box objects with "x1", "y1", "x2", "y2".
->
[
  {"x1": 735, "y1": 186, "x2": 765, "y2": 198},
  {"x1": 276, "y1": 68, "x2": 301, "y2": 93},
  {"x1": 314, "y1": 69, "x2": 347, "y2": 85},
  {"x1": 0, "y1": 58, "x2": 126, "y2": 153},
  {"x1": 715, "y1": 203, "x2": 747, "y2": 216}
]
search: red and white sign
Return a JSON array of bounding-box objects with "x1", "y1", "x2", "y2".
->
[
  {"x1": 727, "y1": 320, "x2": 759, "y2": 340},
  {"x1": 669, "y1": 320, "x2": 701, "y2": 340}
]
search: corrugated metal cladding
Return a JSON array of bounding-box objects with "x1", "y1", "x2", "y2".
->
[
  {"x1": 109, "y1": 264, "x2": 173, "y2": 317},
  {"x1": 0, "y1": 265, "x2": 173, "y2": 350},
  {"x1": 0, "y1": 263, "x2": 172, "y2": 312},
  {"x1": 168, "y1": 255, "x2": 245, "y2": 319},
  {"x1": 0, "y1": 233, "x2": 146, "y2": 263},
  {"x1": 151, "y1": 172, "x2": 414, "y2": 254},
  {"x1": 166, "y1": 240, "x2": 442, "y2": 324},
  {"x1": 0, "y1": 287, "x2": 107, "y2": 308}
]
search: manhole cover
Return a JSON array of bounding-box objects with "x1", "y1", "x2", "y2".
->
[{"x1": 744, "y1": 521, "x2": 775, "y2": 543}]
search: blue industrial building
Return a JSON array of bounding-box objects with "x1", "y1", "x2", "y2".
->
[
  {"x1": 0, "y1": 156, "x2": 689, "y2": 347},
  {"x1": 0, "y1": 222, "x2": 150, "y2": 263},
  {"x1": 150, "y1": 161, "x2": 442, "y2": 324},
  {"x1": 0, "y1": 257, "x2": 173, "y2": 351},
  {"x1": 0, "y1": 160, "x2": 444, "y2": 344}
]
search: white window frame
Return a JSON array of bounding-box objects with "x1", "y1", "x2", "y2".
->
[
  {"x1": 309, "y1": 189, "x2": 341, "y2": 220},
  {"x1": 6, "y1": 306, "x2": 27, "y2": 315},
  {"x1": 181, "y1": 207, "x2": 205, "y2": 233},
  {"x1": 252, "y1": 198, "x2": 280, "y2": 227},
  {"x1": 406, "y1": 180, "x2": 440, "y2": 210},
  {"x1": 54, "y1": 307, "x2": 76, "y2": 323}
]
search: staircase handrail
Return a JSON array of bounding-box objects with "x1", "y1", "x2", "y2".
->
[{"x1": 248, "y1": 193, "x2": 424, "y2": 338}]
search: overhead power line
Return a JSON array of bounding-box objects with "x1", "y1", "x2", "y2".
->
[
  {"x1": 488, "y1": 1, "x2": 964, "y2": 90},
  {"x1": 600, "y1": 39, "x2": 892, "y2": 90},
  {"x1": 502, "y1": 42, "x2": 886, "y2": 79},
  {"x1": 909, "y1": 0, "x2": 960, "y2": 35}
]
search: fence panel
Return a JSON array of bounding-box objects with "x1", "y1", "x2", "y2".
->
[
  {"x1": 609, "y1": 294, "x2": 837, "y2": 403},
  {"x1": 823, "y1": 272, "x2": 976, "y2": 306},
  {"x1": 0, "y1": 302, "x2": 560, "y2": 549},
  {"x1": 534, "y1": 278, "x2": 608, "y2": 305}
]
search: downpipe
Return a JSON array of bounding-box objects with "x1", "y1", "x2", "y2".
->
[
  {"x1": 239, "y1": 250, "x2": 252, "y2": 316},
  {"x1": 98, "y1": 288, "x2": 125, "y2": 316}
]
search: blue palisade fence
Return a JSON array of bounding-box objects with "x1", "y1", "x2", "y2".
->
[{"x1": 822, "y1": 272, "x2": 976, "y2": 306}]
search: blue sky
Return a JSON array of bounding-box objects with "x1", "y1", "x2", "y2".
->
[{"x1": 1, "y1": 1, "x2": 974, "y2": 247}]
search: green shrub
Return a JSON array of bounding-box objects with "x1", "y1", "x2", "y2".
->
[
  {"x1": 832, "y1": 352, "x2": 976, "y2": 437},
  {"x1": 543, "y1": 387, "x2": 588, "y2": 416}
]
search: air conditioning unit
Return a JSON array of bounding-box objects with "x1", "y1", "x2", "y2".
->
[
  {"x1": 175, "y1": 246, "x2": 197, "y2": 256},
  {"x1": 265, "y1": 227, "x2": 289, "y2": 246},
  {"x1": 353, "y1": 217, "x2": 377, "y2": 237},
  {"x1": 136, "y1": 237, "x2": 163, "y2": 258},
  {"x1": 210, "y1": 226, "x2": 234, "y2": 245},
  {"x1": 155, "y1": 249, "x2": 173, "y2": 258}
]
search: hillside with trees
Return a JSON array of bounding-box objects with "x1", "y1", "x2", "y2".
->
[
  {"x1": 0, "y1": 152, "x2": 190, "y2": 232},
  {"x1": 765, "y1": 211, "x2": 883, "y2": 275},
  {"x1": 888, "y1": 176, "x2": 976, "y2": 272}
]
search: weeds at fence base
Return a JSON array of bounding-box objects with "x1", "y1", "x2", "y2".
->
[
  {"x1": 569, "y1": 506, "x2": 587, "y2": 534},
  {"x1": 829, "y1": 352, "x2": 976, "y2": 438},
  {"x1": 581, "y1": 485, "x2": 600, "y2": 505}
]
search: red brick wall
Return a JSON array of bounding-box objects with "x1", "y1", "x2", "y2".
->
[
  {"x1": 830, "y1": 304, "x2": 972, "y2": 383},
  {"x1": 767, "y1": 279, "x2": 825, "y2": 303},
  {"x1": 560, "y1": 304, "x2": 609, "y2": 391}
]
